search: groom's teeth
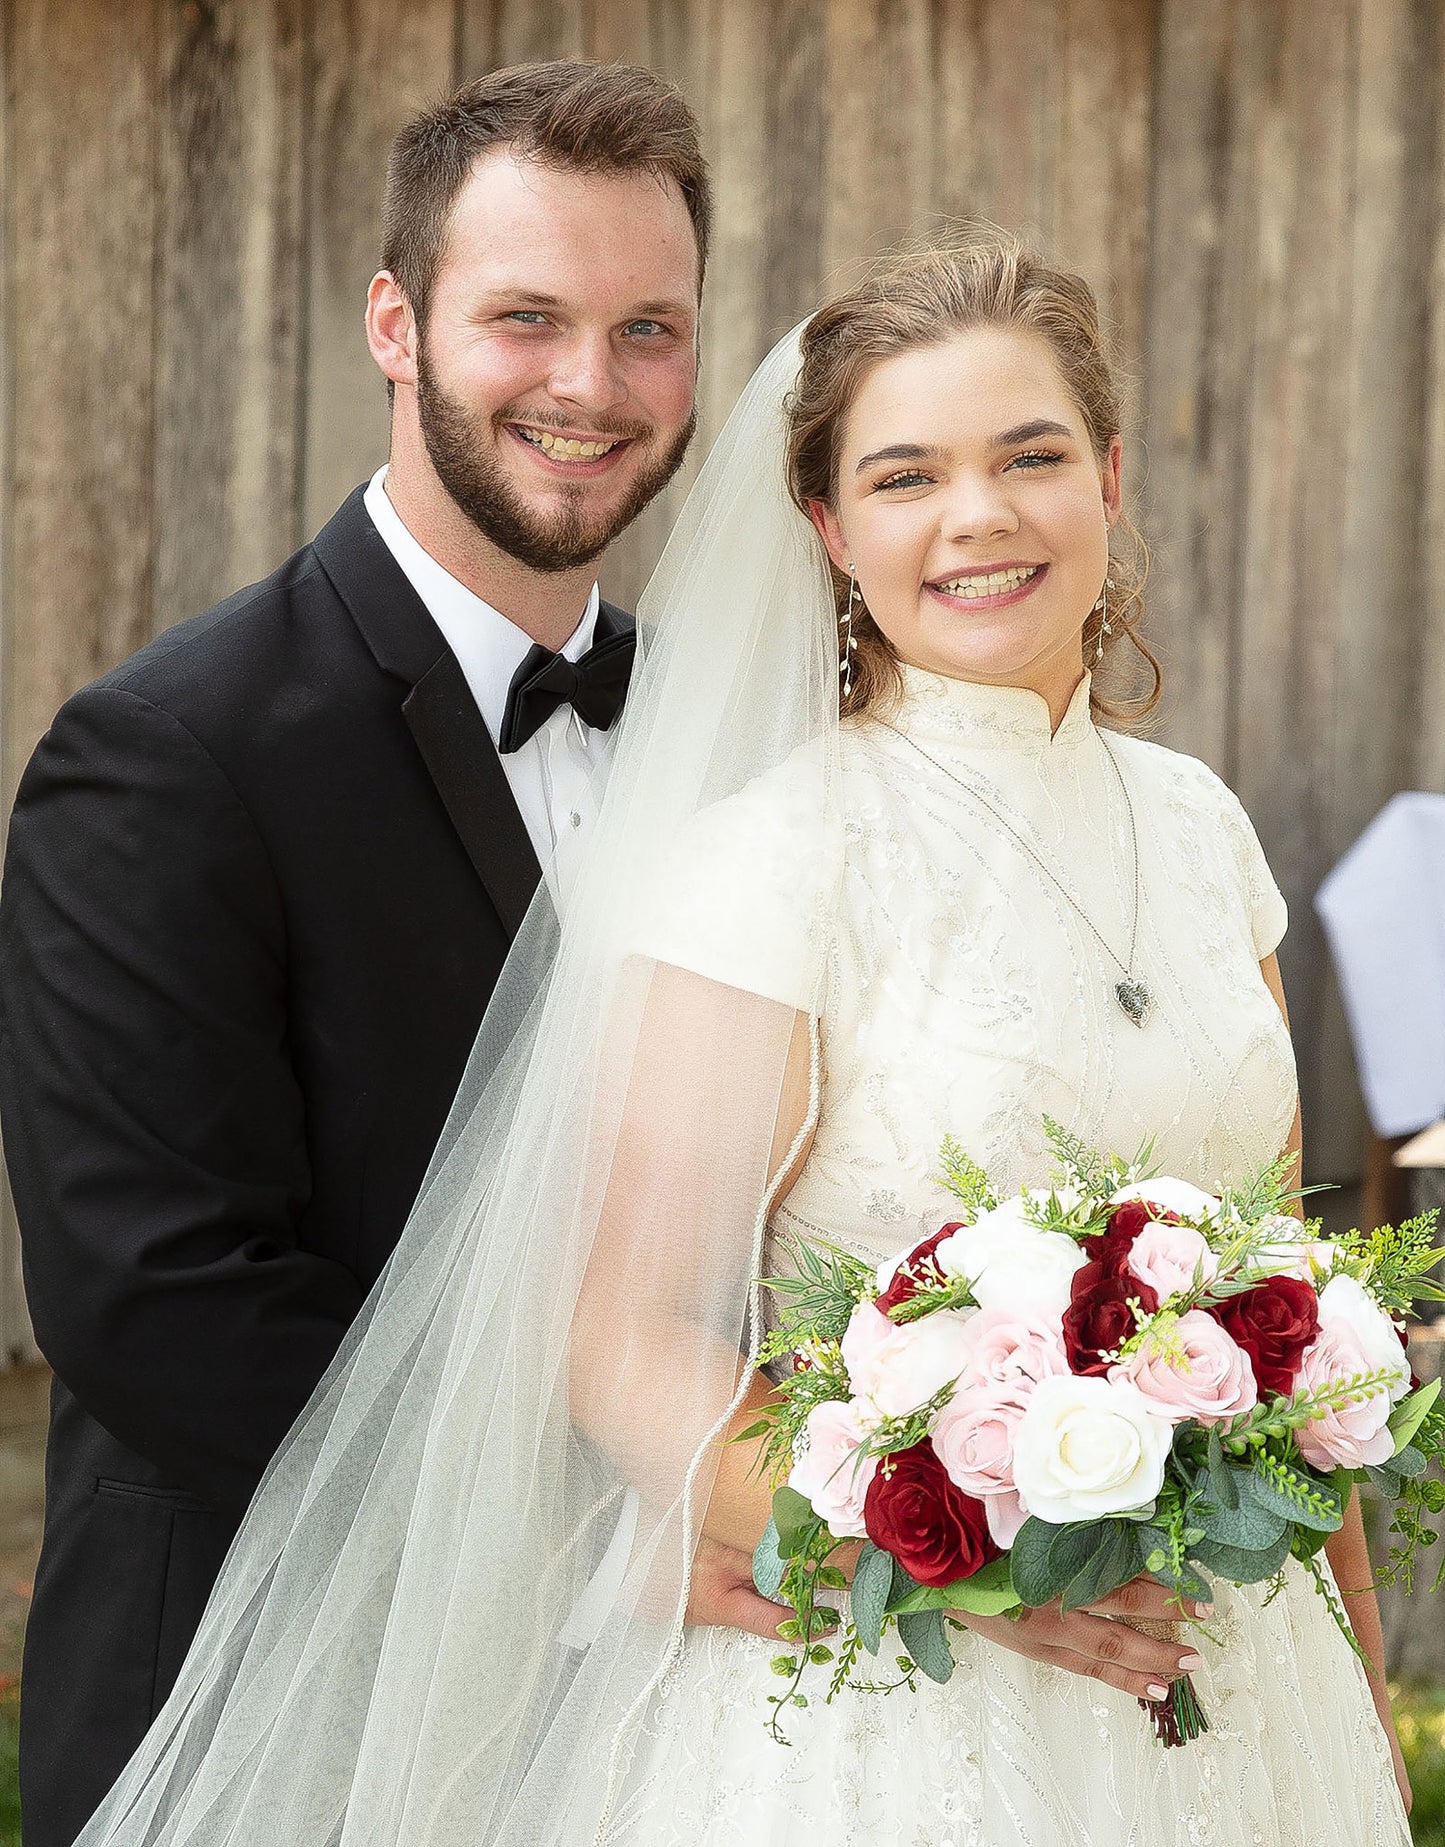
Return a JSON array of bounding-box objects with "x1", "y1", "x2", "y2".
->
[
  {"x1": 939, "y1": 564, "x2": 1040, "y2": 598},
  {"x1": 517, "y1": 426, "x2": 619, "y2": 458}
]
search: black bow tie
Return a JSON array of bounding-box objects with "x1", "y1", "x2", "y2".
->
[{"x1": 498, "y1": 622, "x2": 635, "y2": 754}]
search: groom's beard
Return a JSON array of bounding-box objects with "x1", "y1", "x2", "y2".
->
[{"x1": 415, "y1": 351, "x2": 696, "y2": 575}]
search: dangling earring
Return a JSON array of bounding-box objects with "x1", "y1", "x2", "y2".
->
[
  {"x1": 840, "y1": 565, "x2": 859, "y2": 697},
  {"x1": 1092, "y1": 573, "x2": 1111, "y2": 664}
]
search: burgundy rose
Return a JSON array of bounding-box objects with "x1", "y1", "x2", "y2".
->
[
  {"x1": 1213, "y1": 1276, "x2": 1319, "y2": 1399},
  {"x1": 875, "y1": 1226, "x2": 960, "y2": 1318},
  {"x1": 863, "y1": 1438, "x2": 999, "y2": 1587},
  {"x1": 1062, "y1": 1260, "x2": 1160, "y2": 1376},
  {"x1": 1396, "y1": 1317, "x2": 1423, "y2": 1393}
]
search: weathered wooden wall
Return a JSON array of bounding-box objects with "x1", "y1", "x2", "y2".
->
[{"x1": 0, "y1": 0, "x2": 1441, "y2": 1356}]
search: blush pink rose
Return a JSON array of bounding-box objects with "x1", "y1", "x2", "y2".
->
[
  {"x1": 841, "y1": 1301, "x2": 892, "y2": 1389},
  {"x1": 1111, "y1": 1309, "x2": 1257, "y2": 1425},
  {"x1": 1295, "y1": 1323, "x2": 1396, "y2": 1469},
  {"x1": 932, "y1": 1385, "x2": 1029, "y2": 1497},
  {"x1": 788, "y1": 1400, "x2": 877, "y2": 1538},
  {"x1": 846, "y1": 1308, "x2": 974, "y2": 1424},
  {"x1": 958, "y1": 1307, "x2": 1069, "y2": 1395},
  {"x1": 984, "y1": 1487, "x2": 1029, "y2": 1549},
  {"x1": 1125, "y1": 1221, "x2": 1219, "y2": 1302}
]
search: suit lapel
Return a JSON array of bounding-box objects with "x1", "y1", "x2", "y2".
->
[
  {"x1": 402, "y1": 651, "x2": 541, "y2": 938},
  {"x1": 311, "y1": 488, "x2": 543, "y2": 939}
]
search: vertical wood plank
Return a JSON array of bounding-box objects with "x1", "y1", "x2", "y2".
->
[
  {"x1": 153, "y1": 0, "x2": 306, "y2": 632},
  {"x1": 820, "y1": 0, "x2": 933, "y2": 286},
  {"x1": 302, "y1": 0, "x2": 455, "y2": 535},
  {"x1": 1412, "y1": 1, "x2": 1445, "y2": 794},
  {"x1": 1143, "y1": 0, "x2": 1274, "y2": 772},
  {"x1": 1231, "y1": 0, "x2": 1359, "y2": 1171},
  {"x1": 0, "y1": 0, "x2": 35, "y2": 1364},
  {"x1": 7, "y1": 0, "x2": 160, "y2": 804}
]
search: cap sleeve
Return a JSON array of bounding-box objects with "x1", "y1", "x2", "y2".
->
[
  {"x1": 624, "y1": 752, "x2": 838, "y2": 1013},
  {"x1": 1216, "y1": 779, "x2": 1289, "y2": 959}
]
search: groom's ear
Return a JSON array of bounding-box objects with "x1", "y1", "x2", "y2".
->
[
  {"x1": 366, "y1": 272, "x2": 419, "y2": 390},
  {"x1": 805, "y1": 499, "x2": 849, "y2": 577}
]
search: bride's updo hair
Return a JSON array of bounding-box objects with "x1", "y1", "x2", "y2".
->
[{"x1": 785, "y1": 226, "x2": 1158, "y2": 724}]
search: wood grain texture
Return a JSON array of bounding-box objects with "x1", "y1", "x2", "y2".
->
[
  {"x1": 1231, "y1": 0, "x2": 1359, "y2": 1161},
  {"x1": 302, "y1": 0, "x2": 454, "y2": 533},
  {"x1": 7, "y1": 0, "x2": 160, "y2": 803},
  {"x1": 153, "y1": 0, "x2": 306, "y2": 632},
  {"x1": 1414, "y1": 1, "x2": 1445, "y2": 795},
  {"x1": 0, "y1": 0, "x2": 35, "y2": 1363}
]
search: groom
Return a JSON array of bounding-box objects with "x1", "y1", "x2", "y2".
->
[{"x1": 0, "y1": 60, "x2": 780, "y2": 1847}]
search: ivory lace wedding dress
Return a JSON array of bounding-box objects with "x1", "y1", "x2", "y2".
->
[{"x1": 616, "y1": 665, "x2": 1410, "y2": 1846}]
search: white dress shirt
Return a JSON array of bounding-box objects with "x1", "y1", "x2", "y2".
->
[{"x1": 364, "y1": 466, "x2": 611, "y2": 891}]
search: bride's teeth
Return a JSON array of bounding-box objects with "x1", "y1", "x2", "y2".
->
[{"x1": 940, "y1": 565, "x2": 1039, "y2": 597}]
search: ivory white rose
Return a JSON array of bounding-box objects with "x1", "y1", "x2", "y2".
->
[
  {"x1": 1011, "y1": 1374, "x2": 1174, "y2": 1522},
  {"x1": 935, "y1": 1197, "x2": 1088, "y2": 1319}
]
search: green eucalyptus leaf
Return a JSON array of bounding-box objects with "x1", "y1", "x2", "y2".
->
[
  {"x1": 1243, "y1": 1461, "x2": 1343, "y2": 1533},
  {"x1": 1196, "y1": 1489, "x2": 1287, "y2": 1552},
  {"x1": 1060, "y1": 1521, "x2": 1141, "y2": 1613},
  {"x1": 752, "y1": 1518, "x2": 786, "y2": 1600},
  {"x1": 1389, "y1": 1376, "x2": 1440, "y2": 1455},
  {"x1": 1392, "y1": 1443, "x2": 1428, "y2": 1479},
  {"x1": 851, "y1": 1542, "x2": 892, "y2": 1655},
  {"x1": 772, "y1": 1486, "x2": 818, "y2": 1558},
  {"x1": 937, "y1": 1555, "x2": 1020, "y2": 1617},
  {"x1": 897, "y1": 1608, "x2": 955, "y2": 1684},
  {"x1": 1191, "y1": 1526, "x2": 1292, "y2": 1583},
  {"x1": 1009, "y1": 1518, "x2": 1109, "y2": 1608}
]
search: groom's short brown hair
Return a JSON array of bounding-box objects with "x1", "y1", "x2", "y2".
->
[{"x1": 383, "y1": 61, "x2": 711, "y2": 330}]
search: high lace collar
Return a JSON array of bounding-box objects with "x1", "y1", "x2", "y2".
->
[{"x1": 890, "y1": 663, "x2": 1096, "y2": 756}]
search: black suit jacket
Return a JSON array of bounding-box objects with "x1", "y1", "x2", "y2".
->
[{"x1": 0, "y1": 486, "x2": 631, "y2": 1845}]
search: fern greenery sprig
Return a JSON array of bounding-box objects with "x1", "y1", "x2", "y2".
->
[
  {"x1": 1325, "y1": 1210, "x2": 1445, "y2": 1315},
  {"x1": 1043, "y1": 1115, "x2": 1154, "y2": 1199},
  {"x1": 761, "y1": 1232, "x2": 877, "y2": 1344},
  {"x1": 1216, "y1": 1368, "x2": 1402, "y2": 1455},
  {"x1": 933, "y1": 1136, "x2": 996, "y2": 1218}
]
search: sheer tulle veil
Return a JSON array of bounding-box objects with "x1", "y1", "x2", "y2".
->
[{"x1": 78, "y1": 328, "x2": 843, "y2": 1845}]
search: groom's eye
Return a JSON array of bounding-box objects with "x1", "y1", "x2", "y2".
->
[
  {"x1": 622, "y1": 319, "x2": 668, "y2": 338},
  {"x1": 503, "y1": 311, "x2": 550, "y2": 326}
]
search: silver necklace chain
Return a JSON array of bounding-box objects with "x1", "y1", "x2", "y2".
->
[{"x1": 875, "y1": 718, "x2": 1155, "y2": 1026}]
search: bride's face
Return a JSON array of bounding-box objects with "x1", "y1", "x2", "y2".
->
[{"x1": 811, "y1": 327, "x2": 1122, "y2": 717}]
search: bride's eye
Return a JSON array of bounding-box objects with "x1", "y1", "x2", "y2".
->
[
  {"x1": 1007, "y1": 448, "x2": 1066, "y2": 471},
  {"x1": 874, "y1": 469, "x2": 933, "y2": 492}
]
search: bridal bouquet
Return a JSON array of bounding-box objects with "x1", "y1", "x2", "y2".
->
[{"x1": 747, "y1": 1122, "x2": 1445, "y2": 1745}]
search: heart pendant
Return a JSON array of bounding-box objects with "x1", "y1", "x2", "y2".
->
[{"x1": 1115, "y1": 978, "x2": 1154, "y2": 1027}]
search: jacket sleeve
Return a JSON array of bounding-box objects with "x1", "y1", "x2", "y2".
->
[{"x1": 0, "y1": 683, "x2": 364, "y2": 1514}]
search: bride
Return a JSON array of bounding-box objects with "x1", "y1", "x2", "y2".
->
[{"x1": 79, "y1": 231, "x2": 1410, "y2": 1844}]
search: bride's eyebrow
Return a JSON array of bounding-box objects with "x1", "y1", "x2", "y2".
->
[
  {"x1": 992, "y1": 418, "x2": 1073, "y2": 446},
  {"x1": 853, "y1": 442, "x2": 938, "y2": 475}
]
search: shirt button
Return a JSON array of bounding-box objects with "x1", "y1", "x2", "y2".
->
[{"x1": 569, "y1": 811, "x2": 582, "y2": 829}]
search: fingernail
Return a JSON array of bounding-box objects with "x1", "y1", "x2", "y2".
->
[
  {"x1": 1179, "y1": 1652, "x2": 1203, "y2": 1671},
  {"x1": 1191, "y1": 1601, "x2": 1214, "y2": 1617},
  {"x1": 1146, "y1": 1682, "x2": 1169, "y2": 1700}
]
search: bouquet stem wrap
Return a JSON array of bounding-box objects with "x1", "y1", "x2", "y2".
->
[{"x1": 1121, "y1": 1615, "x2": 1209, "y2": 1747}]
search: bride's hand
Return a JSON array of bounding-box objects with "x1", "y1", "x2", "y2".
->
[
  {"x1": 950, "y1": 1573, "x2": 1209, "y2": 1704},
  {"x1": 684, "y1": 1535, "x2": 789, "y2": 1639}
]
